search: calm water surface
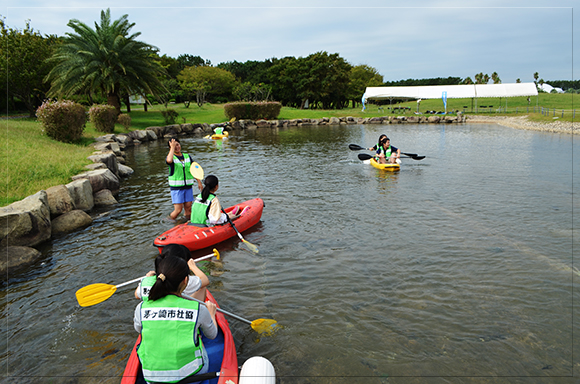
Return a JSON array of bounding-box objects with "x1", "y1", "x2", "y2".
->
[{"x1": 3, "y1": 123, "x2": 578, "y2": 383}]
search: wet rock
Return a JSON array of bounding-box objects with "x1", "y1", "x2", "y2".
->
[
  {"x1": 93, "y1": 189, "x2": 118, "y2": 206},
  {"x1": 72, "y1": 168, "x2": 120, "y2": 195},
  {"x1": 0, "y1": 246, "x2": 43, "y2": 275},
  {"x1": 88, "y1": 152, "x2": 119, "y2": 176},
  {"x1": 118, "y1": 164, "x2": 134, "y2": 177},
  {"x1": 51, "y1": 209, "x2": 93, "y2": 235}
]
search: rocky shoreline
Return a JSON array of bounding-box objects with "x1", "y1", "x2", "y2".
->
[{"x1": 467, "y1": 115, "x2": 579, "y2": 134}]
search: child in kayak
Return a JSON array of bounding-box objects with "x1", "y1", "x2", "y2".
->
[
  {"x1": 133, "y1": 255, "x2": 217, "y2": 382},
  {"x1": 135, "y1": 243, "x2": 209, "y2": 302},
  {"x1": 376, "y1": 136, "x2": 401, "y2": 164},
  {"x1": 190, "y1": 175, "x2": 248, "y2": 226},
  {"x1": 368, "y1": 134, "x2": 387, "y2": 151}
]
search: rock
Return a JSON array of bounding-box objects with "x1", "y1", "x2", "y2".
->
[
  {"x1": 66, "y1": 179, "x2": 94, "y2": 212},
  {"x1": 165, "y1": 124, "x2": 182, "y2": 134},
  {"x1": 0, "y1": 246, "x2": 43, "y2": 276},
  {"x1": 94, "y1": 141, "x2": 122, "y2": 156},
  {"x1": 0, "y1": 191, "x2": 51, "y2": 248},
  {"x1": 146, "y1": 129, "x2": 158, "y2": 141},
  {"x1": 428, "y1": 116, "x2": 441, "y2": 123},
  {"x1": 51, "y1": 210, "x2": 93, "y2": 235},
  {"x1": 93, "y1": 189, "x2": 118, "y2": 206},
  {"x1": 88, "y1": 152, "x2": 119, "y2": 176},
  {"x1": 72, "y1": 168, "x2": 120, "y2": 195},
  {"x1": 115, "y1": 134, "x2": 133, "y2": 147},
  {"x1": 84, "y1": 163, "x2": 108, "y2": 171},
  {"x1": 130, "y1": 130, "x2": 149, "y2": 142},
  {"x1": 329, "y1": 117, "x2": 341, "y2": 125},
  {"x1": 46, "y1": 185, "x2": 75, "y2": 218},
  {"x1": 369, "y1": 117, "x2": 384, "y2": 124},
  {"x1": 118, "y1": 164, "x2": 134, "y2": 177},
  {"x1": 407, "y1": 116, "x2": 419, "y2": 123},
  {"x1": 95, "y1": 134, "x2": 116, "y2": 142},
  {"x1": 256, "y1": 120, "x2": 270, "y2": 127}
]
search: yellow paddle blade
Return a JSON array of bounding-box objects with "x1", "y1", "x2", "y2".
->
[
  {"x1": 190, "y1": 162, "x2": 204, "y2": 180},
  {"x1": 212, "y1": 248, "x2": 220, "y2": 260},
  {"x1": 251, "y1": 319, "x2": 279, "y2": 335},
  {"x1": 242, "y1": 239, "x2": 259, "y2": 254},
  {"x1": 75, "y1": 283, "x2": 117, "y2": 307}
]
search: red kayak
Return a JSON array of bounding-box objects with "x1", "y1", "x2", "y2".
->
[
  {"x1": 154, "y1": 198, "x2": 264, "y2": 251},
  {"x1": 121, "y1": 290, "x2": 238, "y2": 384}
]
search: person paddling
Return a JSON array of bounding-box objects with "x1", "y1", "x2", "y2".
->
[
  {"x1": 368, "y1": 134, "x2": 387, "y2": 151},
  {"x1": 133, "y1": 255, "x2": 217, "y2": 383},
  {"x1": 375, "y1": 136, "x2": 401, "y2": 164}
]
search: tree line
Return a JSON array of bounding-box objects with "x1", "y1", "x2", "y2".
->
[{"x1": 1, "y1": 10, "x2": 576, "y2": 117}]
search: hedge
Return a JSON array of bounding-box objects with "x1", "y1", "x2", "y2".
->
[{"x1": 224, "y1": 101, "x2": 282, "y2": 120}]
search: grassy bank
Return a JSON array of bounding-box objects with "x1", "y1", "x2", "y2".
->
[{"x1": 3, "y1": 93, "x2": 576, "y2": 206}]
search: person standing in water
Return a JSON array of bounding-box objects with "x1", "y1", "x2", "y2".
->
[{"x1": 166, "y1": 138, "x2": 202, "y2": 221}]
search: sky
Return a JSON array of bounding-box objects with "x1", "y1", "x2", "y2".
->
[{"x1": 2, "y1": 0, "x2": 578, "y2": 84}]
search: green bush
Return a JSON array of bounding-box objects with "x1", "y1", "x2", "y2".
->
[
  {"x1": 117, "y1": 113, "x2": 131, "y2": 130},
  {"x1": 36, "y1": 100, "x2": 87, "y2": 143},
  {"x1": 224, "y1": 101, "x2": 282, "y2": 120},
  {"x1": 89, "y1": 104, "x2": 118, "y2": 133},
  {"x1": 161, "y1": 108, "x2": 179, "y2": 124}
]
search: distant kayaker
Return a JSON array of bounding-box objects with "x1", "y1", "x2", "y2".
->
[
  {"x1": 134, "y1": 243, "x2": 210, "y2": 302},
  {"x1": 134, "y1": 255, "x2": 217, "y2": 383},
  {"x1": 166, "y1": 138, "x2": 203, "y2": 221},
  {"x1": 190, "y1": 175, "x2": 248, "y2": 225},
  {"x1": 375, "y1": 136, "x2": 401, "y2": 164}
]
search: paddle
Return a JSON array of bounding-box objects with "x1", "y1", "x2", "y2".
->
[
  {"x1": 184, "y1": 294, "x2": 277, "y2": 335},
  {"x1": 75, "y1": 249, "x2": 220, "y2": 307},
  {"x1": 190, "y1": 162, "x2": 204, "y2": 180},
  {"x1": 223, "y1": 208, "x2": 259, "y2": 254},
  {"x1": 349, "y1": 144, "x2": 425, "y2": 160},
  {"x1": 357, "y1": 153, "x2": 424, "y2": 161}
]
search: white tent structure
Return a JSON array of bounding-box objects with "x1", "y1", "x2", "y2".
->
[{"x1": 362, "y1": 82, "x2": 538, "y2": 112}]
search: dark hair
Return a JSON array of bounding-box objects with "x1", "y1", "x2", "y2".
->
[
  {"x1": 378, "y1": 134, "x2": 387, "y2": 143},
  {"x1": 149, "y1": 255, "x2": 189, "y2": 301},
  {"x1": 156, "y1": 244, "x2": 191, "y2": 272},
  {"x1": 167, "y1": 137, "x2": 180, "y2": 147},
  {"x1": 200, "y1": 175, "x2": 219, "y2": 203}
]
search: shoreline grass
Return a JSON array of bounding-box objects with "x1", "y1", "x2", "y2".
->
[{"x1": 3, "y1": 94, "x2": 576, "y2": 206}]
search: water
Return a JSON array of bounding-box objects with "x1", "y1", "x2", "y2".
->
[{"x1": 2, "y1": 123, "x2": 578, "y2": 383}]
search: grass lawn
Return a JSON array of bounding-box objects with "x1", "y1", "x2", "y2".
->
[{"x1": 3, "y1": 93, "x2": 576, "y2": 206}]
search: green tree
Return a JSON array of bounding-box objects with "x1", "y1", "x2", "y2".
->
[
  {"x1": 177, "y1": 66, "x2": 237, "y2": 106},
  {"x1": 178, "y1": 54, "x2": 210, "y2": 69},
  {"x1": 533, "y1": 72, "x2": 539, "y2": 86},
  {"x1": 491, "y1": 72, "x2": 501, "y2": 84},
  {"x1": 0, "y1": 17, "x2": 60, "y2": 116},
  {"x1": 45, "y1": 8, "x2": 167, "y2": 113},
  {"x1": 347, "y1": 64, "x2": 383, "y2": 108},
  {"x1": 474, "y1": 72, "x2": 490, "y2": 84},
  {"x1": 462, "y1": 77, "x2": 474, "y2": 84}
]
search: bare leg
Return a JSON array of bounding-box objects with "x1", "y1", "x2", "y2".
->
[
  {"x1": 169, "y1": 203, "x2": 184, "y2": 219},
  {"x1": 183, "y1": 201, "x2": 193, "y2": 218}
]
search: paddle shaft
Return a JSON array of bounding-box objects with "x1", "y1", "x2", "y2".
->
[
  {"x1": 184, "y1": 294, "x2": 252, "y2": 325},
  {"x1": 350, "y1": 144, "x2": 424, "y2": 159}
]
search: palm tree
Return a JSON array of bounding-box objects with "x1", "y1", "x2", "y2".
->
[
  {"x1": 491, "y1": 72, "x2": 501, "y2": 84},
  {"x1": 45, "y1": 8, "x2": 167, "y2": 113}
]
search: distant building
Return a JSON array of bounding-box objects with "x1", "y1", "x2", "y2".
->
[{"x1": 538, "y1": 83, "x2": 564, "y2": 93}]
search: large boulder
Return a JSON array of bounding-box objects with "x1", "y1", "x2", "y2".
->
[
  {"x1": 130, "y1": 130, "x2": 149, "y2": 142},
  {"x1": 66, "y1": 179, "x2": 94, "y2": 212},
  {"x1": 146, "y1": 126, "x2": 165, "y2": 137},
  {"x1": 88, "y1": 151, "x2": 119, "y2": 176},
  {"x1": 0, "y1": 191, "x2": 51, "y2": 248},
  {"x1": 118, "y1": 164, "x2": 135, "y2": 178},
  {"x1": 72, "y1": 168, "x2": 120, "y2": 195},
  {"x1": 93, "y1": 189, "x2": 118, "y2": 206},
  {"x1": 115, "y1": 134, "x2": 133, "y2": 147},
  {"x1": 146, "y1": 129, "x2": 158, "y2": 141},
  {"x1": 46, "y1": 185, "x2": 75, "y2": 218},
  {"x1": 0, "y1": 246, "x2": 44, "y2": 276},
  {"x1": 51, "y1": 210, "x2": 93, "y2": 235},
  {"x1": 428, "y1": 116, "x2": 441, "y2": 123}
]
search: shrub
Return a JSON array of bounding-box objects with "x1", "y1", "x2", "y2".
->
[
  {"x1": 161, "y1": 108, "x2": 179, "y2": 125},
  {"x1": 117, "y1": 113, "x2": 131, "y2": 130},
  {"x1": 223, "y1": 101, "x2": 282, "y2": 120},
  {"x1": 36, "y1": 100, "x2": 87, "y2": 143},
  {"x1": 89, "y1": 104, "x2": 118, "y2": 133}
]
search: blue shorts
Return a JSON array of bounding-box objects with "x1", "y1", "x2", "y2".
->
[{"x1": 170, "y1": 188, "x2": 194, "y2": 204}]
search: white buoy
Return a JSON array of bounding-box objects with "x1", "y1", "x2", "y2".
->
[{"x1": 238, "y1": 356, "x2": 276, "y2": 384}]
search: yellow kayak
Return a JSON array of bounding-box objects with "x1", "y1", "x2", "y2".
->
[
  {"x1": 370, "y1": 157, "x2": 400, "y2": 172},
  {"x1": 204, "y1": 131, "x2": 229, "y2": 140}
]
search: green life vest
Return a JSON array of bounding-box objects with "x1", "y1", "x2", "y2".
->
[
  {"x1": 378, "y1": 145, "x2": 392, "y2": 158},
  {"x1": 139, "y1": 276, "x2": 156, "y2": 301},
  {"x1": 138, "y1": 294, "x2": 204, "y2": 383},
  {"x1": 168, "y1": 154, "x2": 194, "y2": 188},
  {"x1": 214, "y1": 127, "x2": 224, "y2": 135},
  {"x1": 190, "y1": 194, "x2": 215, "y2": 225}
]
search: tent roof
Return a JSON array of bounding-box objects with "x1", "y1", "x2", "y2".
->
[{"x1": 363, "y1": 83, "x2": 537, "y2": 100}]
